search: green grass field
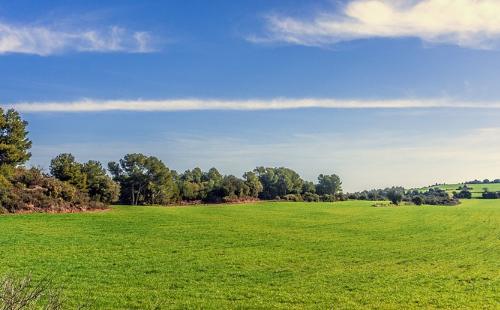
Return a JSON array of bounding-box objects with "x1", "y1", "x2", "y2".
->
[
  {"x1": 423, "y1": 183, "x2": 500, "y2": 198},
  {"x1": 0, "y1": 200, "x2": 499, "y2": 309}
]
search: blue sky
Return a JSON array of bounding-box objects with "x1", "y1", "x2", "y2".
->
[{"x1": 2, "y1": 0, "x2": 500, "y2": 191}]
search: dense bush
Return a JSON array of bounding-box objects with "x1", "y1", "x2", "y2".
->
[
  {"x1": 253, "y1": 167, "x2": 304, "y2": 200},
  {"x1": 1, "y1": 167, "x2": 106, "y2": 213},
  {"x1": 454, "y1": 189, "x2": 472, "y2": 199},
  {"x1": 387, "y1": 187, "x2": 404, "y2": 205},
  {"x1": 482, "y1": 191, "x2": 500, "y2": 199},
  {"x1": 282, "y1": 194, "x2": 303, "y2": 202},
  {"x1": 0, "y1": 273, "x2": 88, "y2": 309},
  {"x1": 51, "y1": 154, "x2": 119, "y2": 204},
  {"x1": 176, "y1": 169, "x2": 258, "y2": 204},
  {"x1": 409, "y1": 188, "x2": 458, "y2": 206},
  {"x1": 320, "y1": 194, "x2": 337, "y2": 202},
  {"x1": 348, "y1": 187, "x2": 405, "y2": 201},
  {"x1": 0, "y1": 108, "x2": 109, "y2": 213},
  {"x1": 303, "y1": 192, "x2": 320, "y2": 202},
  {"x1": 411, "y1": 195, "x2": 424, "y2": 205}
]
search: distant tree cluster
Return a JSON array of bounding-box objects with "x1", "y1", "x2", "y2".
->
[
  {"x1": 465, "y1": 179, "x2": 500, "y2": 184},
  {"x1": 406, "y1": 188, "x2": 459, "y2": 206},
  {"x1": 106, "y1": 157, "x2": 344, "y2": 205},
  {"x1": 453, "y1": 187, "x2": 472, "y2": 199},
  {"x1": 480, "y1": 189, "x2": 500, "y2": 199},
  {"x1": 347, "y1": 187, "x2": 405, "y2": 202},
  {"x1": 51, "y1": 154, "x2": 119, "y2": 204},
  {"x1": 252, "y1": 167, "x2": 342, "y2": 202},
  {"x1": 348, "y1": 187, "x2": 459, "y2": 206}
]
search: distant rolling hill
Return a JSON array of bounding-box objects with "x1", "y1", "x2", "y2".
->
[{"x1": 422, "y1": 183, "x2": 500, "y2": 198}]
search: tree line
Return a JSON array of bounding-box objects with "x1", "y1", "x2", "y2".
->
[
  {"x1": 465, "y1": 179, "x2": 500, "y2": 184},
  {"x1": 452, "y1": 185, "x2": 500, "y2": 200},
  {"x1": 0, "y1": 107, "x2": 344, "y2": 212},
  {"x1": 53, "y1": 152, "x2": 343, "y2": 205},
  {"x1": 347, "y1": 187, "x2": 459, "y2": 206}
]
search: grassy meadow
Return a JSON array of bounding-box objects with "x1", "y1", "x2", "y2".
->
[
  {"x1": 0, "y1": 200, "x2": 498, "y2": 309},
  {"x1": 424, "y1": 183, "x2": 500, "y2": 198}
]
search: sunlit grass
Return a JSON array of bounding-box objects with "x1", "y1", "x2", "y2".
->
[{"x1": 0, "y1": 200, "x2": 498, "y2": 309}]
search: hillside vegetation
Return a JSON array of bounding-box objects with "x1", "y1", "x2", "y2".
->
[
  {"x1": 0, "y1": 108, "x2": 114, "y2": 213},
  {"x1": 0, "y1": 200, "x2": 498, "y2": 309},
  {"x1": 423, "y1": 183, "x2": 500, "y2": 198}
]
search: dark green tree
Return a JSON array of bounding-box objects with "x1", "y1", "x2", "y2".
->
[
  {"x1": 221, "y1": 175, "x2": 250, "y2": 198},
  {"x1": 178, "y1": 180, "x2": 201, "y2": 201},
  {"x1": 412, "y1": 196, "x2": 424, "y2": 205},
  {"x1": 51, "y1": 155, "x2": 119, "y2": 203},
  {"x1": 83, "y1": 160, "x2": 120, "y2": 203},
  {"x1": 387, "y1": 187, "x2": 404, "y2": 205},
  {"x1": 204, "y1": 167, "x2": 223, "y2": 187},
  {"x1": 316, "y1": 174, "x2": 342, "y2": 196},
  {"x1": 253, "y1": 167, "x2": 304, "y2": 199},
  {"x1": 50, "y1": 153, "x2": 87, "y2": 190},
  {"x1": 177, "y1": 167, "x2": 225, "y2": 201},
  {"x1": 454, "y1": 188, "x2": 472, "y2": 199},
  {"x1": 178, "y1": 169, "x2": 203, "y2": 201},
  {"x1": 301, "y1": 181, "x2": 316, "y2": 194},
  {"x1": 0, "y1": 108, "x2": 32, "y2": 167},
  {"x1": 243, "y1": 171, "x2": 263, "y2": 198},
  {"x1": 108, "y1": 154, "x2": 177, "y2": 205}
]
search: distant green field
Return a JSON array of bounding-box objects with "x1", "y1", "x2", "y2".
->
[
  {"x1": 423, "y1": 183, "x2": 500, "y2": 198},
  {"x1": 0, "y1": 201, "x2": 498, "y2": 309}
]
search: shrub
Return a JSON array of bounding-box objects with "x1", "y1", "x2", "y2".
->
[
  {"x1": 454, "y1": 189, "x2": 472, "y2": 199},
  {"x1": 0, "y1": 274, "x2": 63, "y2": 309},
  {"x1": 222, "y1": 194, "x2": 239, "y2": 203},
  {"x1": 349, "y1": 187, "x2": 458, "y2": 206},
  {"x1": 387, "y1": 188, "x2": 404, "y2": 205},
  {"x1": 1, "y1": 167, "x2": 107, "y2": 213},
  {"x1": 482, "y1": 191, "x2": 500, "y2": 199},
  {"x1": 419, "y1": 188, "x2": 458, "y2": 205},
  {"x1": 412, "y1": 196, "x2": 424, "y2": 205},
  {"x1": 320, "y1": 194, "x2": 336, "y2": 202},
  {"x1": 303, "y1": 192, "x2": 320, "y2": 202},
  {"x1": 282, "y1": 194, "x2": 303, "y2": 202}
]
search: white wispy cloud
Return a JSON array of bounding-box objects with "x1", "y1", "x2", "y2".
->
[
  {"x1": 252, "y1": 0, "x2": 500, "y2": 49},
  {"x1": 0, "y1": 21, "x2": 155, "y2": 55},
  {"x1": 6, "y1": 97, "x2": 500, "y2": 112}
]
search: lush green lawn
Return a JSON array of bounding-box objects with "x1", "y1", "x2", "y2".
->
[
  {"x1": 424, "y1": 183, "x2": 500, "y2": 197},
  {"x1": 0, "y1": 200, "x2": 498, "y2": 309}
]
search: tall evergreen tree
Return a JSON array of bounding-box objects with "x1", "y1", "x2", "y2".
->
[{"x1": 0, "y1": 108, "x2": 32, "y2": 167}]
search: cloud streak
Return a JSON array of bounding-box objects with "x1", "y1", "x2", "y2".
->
[
  {"x1": 6, "y1": 98, "x2": 500, "y2": 112},
  {"x1": 252, "y1": 0, "x2": 500, "y2": 49},
  {"x1": 0, "y1": 21, "x2": 155, "y2": 55}
]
